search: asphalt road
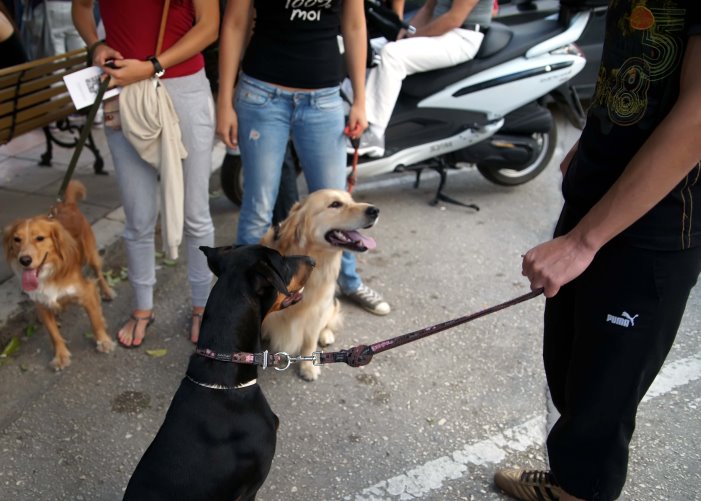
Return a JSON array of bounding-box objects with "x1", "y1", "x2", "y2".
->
[{"x1": 0, "y1": 116, "x2": 699, "y2": 500}]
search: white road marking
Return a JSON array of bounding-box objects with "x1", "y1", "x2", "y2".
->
[
  {"x1": 642, "y1": 353, "x2": 701, "y2": 402},
  {"x1": 348, "y1": 353, "x2": 701, "y2": 500}
]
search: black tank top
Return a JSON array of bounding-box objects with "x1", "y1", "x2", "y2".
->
[
  {"x1": 242, "y1": 0, "x2": 344, "y2": 89},
  {"x1": 0, "y1": 31, "x2": 28, "y2": 69}
]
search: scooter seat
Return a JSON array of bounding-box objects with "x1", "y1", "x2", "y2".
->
[
  {"x1": 474, "y1": 22, "x2": 513, "y2": 59},
  {"x1": 401, "y1": 18, "x2": 564, "y2": 100}
]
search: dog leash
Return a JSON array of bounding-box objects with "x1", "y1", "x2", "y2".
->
[
  {"x1": 195, "y1": 288, "x2": 543, "y2": 371},
  {"x1": 344, "y1": 125, "x2": 361, "y2": 193},
  {"x1": 49, "y1": 75, "x2": 111, "y2": 216}
]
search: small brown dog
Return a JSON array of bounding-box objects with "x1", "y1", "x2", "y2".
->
[
  {"x1": 3, "y1": 181, "x2": 116, "y2": 369},
  {"x1": 261, "y1": 189, "x2": 379, "y2": 381}
]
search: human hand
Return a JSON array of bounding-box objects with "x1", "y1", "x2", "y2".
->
[
  {"x1": 92, "y1": 43, "x2": 123, "y2": 69},
  {"x1": 521, "y1": 234, "x2": 596, "y2": 298},
  {"x1": 101, "y1": 59, "x2": 155, "y2": 87},
  {"x1": 346, "y1": 103, "x2": 368, "y2": 138},
  {"x1": 216, "y1": 104, "x2": 239, "y2": 150}
]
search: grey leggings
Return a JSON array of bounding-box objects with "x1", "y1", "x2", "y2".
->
[{"x1": 105, "y1": 69, "x2": 215, "y2": 310}]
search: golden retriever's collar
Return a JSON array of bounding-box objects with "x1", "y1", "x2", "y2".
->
[{"x1": 186, "y1": 374, "x2": 257, "y2": 390}]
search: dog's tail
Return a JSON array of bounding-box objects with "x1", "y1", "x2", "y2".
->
[{"x1": 63, "y1": 180, "x2": 87, "y2": 205}]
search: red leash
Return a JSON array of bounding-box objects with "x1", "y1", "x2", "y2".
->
[{"x1": 344, "y1": 125, "x2": 362, "y2": 193}]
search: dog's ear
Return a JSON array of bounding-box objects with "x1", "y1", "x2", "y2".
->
[
  {"x1": 276, "y1": 201, "x2": 308, "y2": 251},
  {"x1": 2, "y1": 223, "x2": 17, "y2": 261},
  {"x1": 199, "y1": 245, "x2": 233, "y2": 277},
  {"x1": 252, "y1": 258, "x2": 290, "y2": 297},
  {"x1": 50, "y1": 221, "x2": 79, "y2": 269}
]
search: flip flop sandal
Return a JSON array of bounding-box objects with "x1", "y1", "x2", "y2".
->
[{"x1": 118, "y1": 313, "x2": 155, "y2": 349}]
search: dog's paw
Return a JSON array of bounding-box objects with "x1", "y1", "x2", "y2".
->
[
  {"x1": 102, "y1": 287, "x2": 117, "y2": 302},
  {"x1": 96, "y1": 337, "x2": 116, "y2": 353},
  {"x1": 319, "y1": 328, "x2": 335, "y2": 347},
  {"x1": 50, "y1": 351, "x2": 72, "y2": 370},
  {"x1": 299, "y1": 361, "x2": 320, "y2": 381}
]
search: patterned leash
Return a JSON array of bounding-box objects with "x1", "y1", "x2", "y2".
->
[{"x1": 196, "y1": 288, "x2": 544, "y2": 370}]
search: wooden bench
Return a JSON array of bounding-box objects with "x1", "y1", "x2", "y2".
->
[{"x1": 0, "y1": 47, "x2": 105, "y2": 174}]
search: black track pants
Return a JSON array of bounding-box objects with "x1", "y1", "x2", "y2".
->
[{"x1": 543, "y1": 238, "x2": 701, "y2": 500}]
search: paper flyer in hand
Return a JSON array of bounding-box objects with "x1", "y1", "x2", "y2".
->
[{"x1": 63, "y1": 66, "x2": 121, "y2": 110}]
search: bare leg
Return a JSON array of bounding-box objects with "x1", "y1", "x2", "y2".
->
[{"x1": 117, "y1": 309, "x2": 154, "y2": 348}]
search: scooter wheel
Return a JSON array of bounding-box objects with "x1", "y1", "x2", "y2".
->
[
  {"x1": 220, "y1": 153, "x2": 244, "y2": 206},
  {"x1": 477, "y1": 127, "x2": 557, "y2": 186}
]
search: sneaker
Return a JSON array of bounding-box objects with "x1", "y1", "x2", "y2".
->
[
  {"x1": 347, "y1": 130, "x2": 385, "y2": 158},
  {"x1": 494, "y1": 469, "x2": 561, "y2": 501},
  {"x1": 343, "y1": 284, "x2": 390, "y2": 316}
]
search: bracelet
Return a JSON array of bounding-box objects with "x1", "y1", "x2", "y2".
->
[
  {"x1": 87, "y1": 39, "x2": 106, "y2": 66},
  {"x1": 147, "y1": 56, "x2": 165, "y2": 78}
]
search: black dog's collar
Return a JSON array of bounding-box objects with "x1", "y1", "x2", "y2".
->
[
  {"x1": 195, "y1": 348, "x2": 323, "y2": 371},
  {"x1": 186, "y1": 374, "x2": 256, "y2": 390},
  {"x1": 195, "y1": 348, "x2": 279, "y2": 367}
]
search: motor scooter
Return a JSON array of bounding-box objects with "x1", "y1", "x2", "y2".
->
[
  {"x1": 219, "y1": 0, "x2": 606, "y2": 208},
  {"x1": 495, "y1": 0, "x2": 607, "y2": 103}
]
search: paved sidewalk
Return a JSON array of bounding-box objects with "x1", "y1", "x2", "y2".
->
[
  {"x1": 0, "y1": 126, "x2": 225, "y2": 346},
  {"x1": 1, "y1": 116, "x2": 699, "y2": 500}
]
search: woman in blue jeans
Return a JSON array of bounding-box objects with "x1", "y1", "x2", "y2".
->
[{"x1": 216, "y1": 0, "x2": 390, "y2": 315}]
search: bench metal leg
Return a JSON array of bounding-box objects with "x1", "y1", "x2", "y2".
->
[{"x1": 40, "y1": 119, "x2": 107, "y2": 175}]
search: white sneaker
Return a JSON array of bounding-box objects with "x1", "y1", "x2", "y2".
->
[
  {"x1": 343, "y1": 284, "x2": 390, "y2": 316},
  {"x1": 347, "y1": 130, "x2": 385, "y2": 158}
]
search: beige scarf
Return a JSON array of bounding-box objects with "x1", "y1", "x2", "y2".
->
[{"x1": 120, "y1": 80, "x2": 188, "y2": 260}]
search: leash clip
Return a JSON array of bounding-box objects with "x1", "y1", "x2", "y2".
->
[{"x1": 271, "y1": 351, "x2": 322, "y2": 371}]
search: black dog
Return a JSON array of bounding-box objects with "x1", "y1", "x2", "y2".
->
[{"x1": 123, "y1": 245, "x2": 314, "y2": 501}]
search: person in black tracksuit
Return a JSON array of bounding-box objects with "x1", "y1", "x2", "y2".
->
[{"x1": 494, "y1": 1, "x2": 701, "y2": 500}]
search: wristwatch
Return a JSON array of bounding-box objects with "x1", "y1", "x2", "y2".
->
[{"x1": 147, "y1": 56, "x2": 165, "y2": 78}]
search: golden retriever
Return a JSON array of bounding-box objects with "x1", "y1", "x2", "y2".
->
[
  {"x1": 260, "y1": 189, "x2": 379, "y2": 381},
  {"x1": 3, "y1": 181, "x2": 116, "y2": 369}
]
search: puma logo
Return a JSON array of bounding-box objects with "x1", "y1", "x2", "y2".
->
[
  {"x1": 621, "y1": 312, "x2": 639, "y2": 326},
  {"x1": 606, "y1": 311, "x2": 639, "y2": 328}
]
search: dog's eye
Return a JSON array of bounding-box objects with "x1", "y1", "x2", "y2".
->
[
  {"x1": 36, "y1": 236, "x2": 45, "y2": 242},
  {"x1": 328, "y1": 201, "x2": 343, "y2": 208},
  {"x1": 13, "y1": 236, "x2": 21, "y2": 243}
]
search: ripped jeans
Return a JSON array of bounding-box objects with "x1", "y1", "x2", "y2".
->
[{"x1": 234, "y1": 73, "x2": 362, "y2": 293}]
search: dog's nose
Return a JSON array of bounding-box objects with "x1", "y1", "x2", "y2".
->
[
  {"x1": 19, "y1": 255, "x2": 32, "y2": 267},
  {"x1": 366, "y1": 206, "x2": 379, "y2": 218}
]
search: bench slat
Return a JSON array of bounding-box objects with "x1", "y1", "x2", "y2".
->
[
  {"x1": 0, "y1": 48, "x2": 87, "y2": 80},
  {"x1": 0, "y1": 71, "x2": 71, "y2": 102},
  {"x1": 0, "y1": 94, "x2": 74, "y2": 131},
  {"x1": 0, "y1": 82, "x2": 72, "y2": 116},
  {"x1": 0, "y1": 107, "x2": 79, "y2": 144},
  {"x1": 0, "y1": 48, "x2": 91, "y2": 144}
]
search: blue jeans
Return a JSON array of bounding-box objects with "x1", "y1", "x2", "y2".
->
[{"x1": 234, "y1": 74, "x2": 361, "y2": 293}]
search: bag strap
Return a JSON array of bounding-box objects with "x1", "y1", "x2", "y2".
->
[{"x1": 155, "y1": 0, "x2": 171, "y2": 56}]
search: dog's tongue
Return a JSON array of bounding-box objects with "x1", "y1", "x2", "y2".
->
[
  {"x1": 347, "y1": 230, "x2": 376, "y2": 251},
  {"x1": 22, "y1": 269, "x2": 40, "y2": 292}
]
